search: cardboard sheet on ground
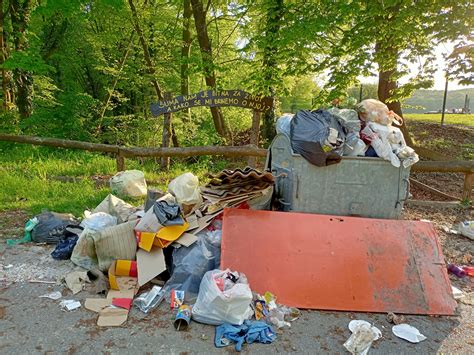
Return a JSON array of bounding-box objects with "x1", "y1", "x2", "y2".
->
[{"x1": 221, "y1": 209, "x2": 456, "y2": 315}]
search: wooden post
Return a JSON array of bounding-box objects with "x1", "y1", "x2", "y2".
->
[
  {"x1": 462, "y1": 173, "x2": 473, "y2": 202},
  {"x1": 161, "y1": 93, "x2": 172, "y2": 170},
  {"x1": 116, "y1": 150, "x2": 125, "y2": 172},
  {"x1": 441, "y1": 74, "x2": 448, "y2": 126},
  {"x1": 248, "y1": 110, "x2": 261, "y2": 167}
]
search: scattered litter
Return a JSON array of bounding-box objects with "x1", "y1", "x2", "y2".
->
[
  {"x1": 215, "y1": 320, "x2": 276, "y2": 352},
  {"x1": 134, "y1": 285, "x2": 165, "y2": 313},
  {"x1": 109, "y1": 169, "x2": 147, "y2": 197},
  {"x1": 192, "y1": 269, "x2": 253, "y2": 325},
  {"x1": 29, "y1": 279, "x2": 57, "y2": 284},
  {"x1": 392, "y1": 324, "x2": 426, "y2": 343},
  {"x1": 174, "y1": 305, "x2": 192, "y2": 331},
  {"x1": 112, "y1": 298, "x2": 133, "y2": 310},
  {"x1": 457, "y1": 221, "x2": 474, "y2": 240},
  {"x1": 344, "y1": 320, "x2": 381, "y2": 355},
  {"x1": 441, "y1": 225, "x2": 459, "y2": 235},
  {"x1": 452, "y1": 286, "x2": 464, "y2": 300},
  {"x1": 462, "y1": 266, "x2": 474, "y2": 277},
  {"x1": 60, "y1": 299, "x2": 81, "y2": 311},
  {"x1": 460, "y1": 293, "x2": 474, "y2": 305},
  {"x1": 3, "y1": 264, "x2": 13, "y2": 270},
  {"x1": 51, "y1": 235, "x2": 79, "y2": 260},
  {"x1": 447, "y1": 264, "x2": 467, "y2": 278},
  {"x1": 63, "y1": 270, "x2": 90, "y2": 294},
  {"x1": 6, "y1": 217, "x2": 38, "y2": 245},
  {"x1": 80, "y1": 212, "x2": 117, "y2": 232},
  {"x1": 171, "y1": 289, "x2": 185, "y2": 310},
  {"x1": 39, "y1": 291, "x2": 63, "y2": 300},
  {"x1": 386, "y1": 312, "x2": 406, "y2": 325}
]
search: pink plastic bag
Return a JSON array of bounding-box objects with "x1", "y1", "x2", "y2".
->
[{"x1": 357, "y1": 99, "x2": 403, "y2": 126}]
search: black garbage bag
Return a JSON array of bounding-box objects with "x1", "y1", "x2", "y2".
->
[
  {"x1": 290, "y1": 109, "x2": 345, "y2": 167},
  {"x1": 31, "y1": 211, "x2": 80, "y2": 244},
  {"x1": 51, "y1": 226, "x2": 83, "y2": 260},
  {"x1": 51, "y1": 236, "x2": 79, "y2": 260},
  {"x1": 153, "y1": 200, "x2": 184, "y2": 226}
]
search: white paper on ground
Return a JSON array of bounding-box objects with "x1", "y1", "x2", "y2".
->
[
  {"x1": 60, "y1": 299, "x2": 81, "y2": 311},
  {"x1": 39, "y1": 291, "x2": 62, "y2": 300},
  {"x1": 344, "y1": 320, "x2": 382, "y2": 355},
  {"x1": 452, "y1": 286, "x2": 464, "y2": 300},
  {"x1": 392, "y1": 324, "x2": 427, "y2": 343}
]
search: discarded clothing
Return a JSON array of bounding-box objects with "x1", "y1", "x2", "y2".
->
[
  {"x1": 51, "y1": 235, "x2": 79, "y2": 260},
  {"x1": 290, "y1": 109, "x2": 345, "y2": 167},
  {"x1": 153, "y1": 200, "x2": 184, "y2": 226},
  {"x1": 215, "y1": 320, "x2": 276, "y2": 352}
]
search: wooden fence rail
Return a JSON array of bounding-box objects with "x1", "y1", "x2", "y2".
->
[{"x1": 0, "y1": 133, "x2": 472, "y2": 201}]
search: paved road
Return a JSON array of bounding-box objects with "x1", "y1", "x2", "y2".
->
[{"x1": 1, "y1": 244, "x2": 472, "y2": 354}]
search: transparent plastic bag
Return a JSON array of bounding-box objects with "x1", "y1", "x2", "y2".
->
[
  {"x1": 357, "y1": 99, "x2": 403, "y2": 126},
  {"x1": 276, "y1": 114, "x2": 293, "y2": 136},
  {"x1": 192, "y1": 269, "x2": 253, "y2": 325},
  {"x1": 80, "y1": 212, "x2": 117, "y2": 231},
  {"x1": 163, "y1": 228, "x2": 222, "y2": 303},
  {"x1": 109, "y1": 170, "x2": 147, "y2": 197}
]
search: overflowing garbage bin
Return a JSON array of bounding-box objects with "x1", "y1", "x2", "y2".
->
[{"x1": 267, "y1": 133, "x2": 411, "y2": 219}]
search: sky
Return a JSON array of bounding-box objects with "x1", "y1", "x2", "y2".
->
[{"x1": 360, "y1": 42, "x2": 474, "y2": 91}]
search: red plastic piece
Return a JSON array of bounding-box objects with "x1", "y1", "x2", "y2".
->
[{"x1": 221, "y1": 209, "x2": 456, "y2": 315}]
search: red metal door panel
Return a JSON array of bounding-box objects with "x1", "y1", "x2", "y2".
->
[{"x1": 221, "y1": 209, "x2": 456, "y2": 315}]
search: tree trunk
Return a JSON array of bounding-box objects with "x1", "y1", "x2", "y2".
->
[
  {"x1": 128, "y1": 0, "x2": 179, "y2": 148},
  {"x1": 161, "y1": 94, "x2": 172, "y2": 169},
  {"x1": 248, "y1": 110, "x2": 261, "y2": 167},
  {"x1": 10, "y1": 0, "x2": 33, "y2": 119},
  {"x1": 375, "y1": 42, "x2": 414, "y2": 146},
  {"x1": 96, "y1": 32, "x2": 135, "y2": 133},
  {"x1": 260, "y1": 0, "x2": 283, "y2": 144},
  {"x1": 190, "y1": 0, "x2": 228, "y2": 139},
  {"x1": 127, "y1": 0, "x2": 163, "y2": 101},
  {"x1": 0, "y1": 0, "x2": 8, "y2": 111},
  {"x1": 180, "y1": 0, "x2": 192, "y2": 122}
]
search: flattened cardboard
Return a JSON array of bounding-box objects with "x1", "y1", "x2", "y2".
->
[
  {"x1": 175, "y1": 232, "x2": 198, "y2": 247},
  {"x1": 137, "y1": 247, "x2": 166, "y2": 286},
  {"x1": 107, "y1": 289, "x2": 136, "y2": 300},
  {"x1": 186, "y1": 214, "x2": 199, "y2": 231},
  {"x1": 85, "y1": 298, "x2": 112, "y2": 312},
  {"x1": 97, "y1": 307, "x2": 129, "y2": 327},
  {"x1": 135, "y1": 222, "x2": 189, "y2": 250}
]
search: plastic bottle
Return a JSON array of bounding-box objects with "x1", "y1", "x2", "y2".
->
[{"x1": 447, "y1": 264, "x2": 467, "y2": 278}]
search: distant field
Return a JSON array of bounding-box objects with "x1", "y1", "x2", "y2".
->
[{"x1": 405, "y1": 113, "x2": 473, "y2": 126}]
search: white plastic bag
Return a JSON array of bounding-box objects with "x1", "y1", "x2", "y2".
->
[
  {"x1": 80, "y1": 211, "x2": 117, "y2": 231},
  {"x1": 168, "y1": 172, "x2": 202, "y2": 206},
  {"x1": 192, "y1": 269, "x2": 253, "y2": 325},
  {"x1": 109, "y1": 170, "x2": 147, "y2": 197},
  {"x1": 344, "y1": 320, "x2": 382, "y2": 355},
  {"x1": 392, "y1": 324, "x2": 426, "y2": 343},
  {"x1": 457, "y1": 221, "x2": 474, "y2": 240}
]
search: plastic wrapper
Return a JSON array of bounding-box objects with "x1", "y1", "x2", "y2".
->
[
  {"x1": 163, "y1": 227, "x2": 222, "y2": 303},
  {"x1": 276, "y1": 114, "x2": 293, "y2": 136},
  {"x1": 192, "y1": 269, "x2": 253, "y2": 325},
  {"x1": 80, "y1": 212, "x2": 117, "y2": 231},
  {"x1": 344, "y1": 320, "x2": 381, "y2": 355},
  {"x1": 290, "y1": 109, "x2": 345, "y2": 167},
  {"x1": 92, "y1": 194, "x2": 138, "y2": 223},
  {"x1": 343, "y1": 132, "x2": 367, "y2": 157},
  {"x1": 356, "y1": 99, "x2": 403, "y2": 126},
  {"x1": 328, "y1": 107, "x2": 361, "y2": 133},
  {"x1": 134, "y1": 285, "x2": 165, "y2": 313},
  {"x1": 168, "y1": 172, "x2": 203, "y2": 206},
  {"x1": 31, "y1": 211, "x2": 80, "y2": 244},
  {"x1": 109, "y1": 169, "x2": 147, "y2": 197}
]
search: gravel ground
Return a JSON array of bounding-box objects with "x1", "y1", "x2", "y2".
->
[{"x1": 1, "y1": 206, "x2": 473, "y2": 354}]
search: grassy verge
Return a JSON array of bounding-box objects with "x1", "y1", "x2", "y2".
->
[
  {"x1": 0, "y1": 142, "x2": 234, "y2": 217},
  {"x1": 405, "y1": 113, "x2": 473, "y2": 126}
]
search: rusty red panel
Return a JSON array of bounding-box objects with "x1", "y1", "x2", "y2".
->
[{"x1": 221, "y1": 209, "x2": 456, "y2": 315}]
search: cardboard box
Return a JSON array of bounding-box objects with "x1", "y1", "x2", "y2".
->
[
  {"x1": 108, "y1": 260, "x2": 138, "y2": 291},
  {"x1": 135, "y1": 222, "x2": 189, "y2": 250}
]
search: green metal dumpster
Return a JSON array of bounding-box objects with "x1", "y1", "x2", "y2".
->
[{"x1": 267, "y1": 134, "x2": 411, "y2": 219}]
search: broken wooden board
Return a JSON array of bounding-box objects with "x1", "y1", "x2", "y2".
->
[{"x1": 221, "y1": 209, "x2": 456, "y2": 315}]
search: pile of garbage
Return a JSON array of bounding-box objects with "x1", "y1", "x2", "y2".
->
[
  {"x1": 276, "y1": 99, "x2": 419, "y2": 168},
  {"x1": 7, "y1": 168, "x2": 296, "y2": 352}
]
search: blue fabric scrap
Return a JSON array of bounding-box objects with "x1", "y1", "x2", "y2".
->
[{"x1": 215, "y1": 320, "x2": 276, "y2": 352}]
